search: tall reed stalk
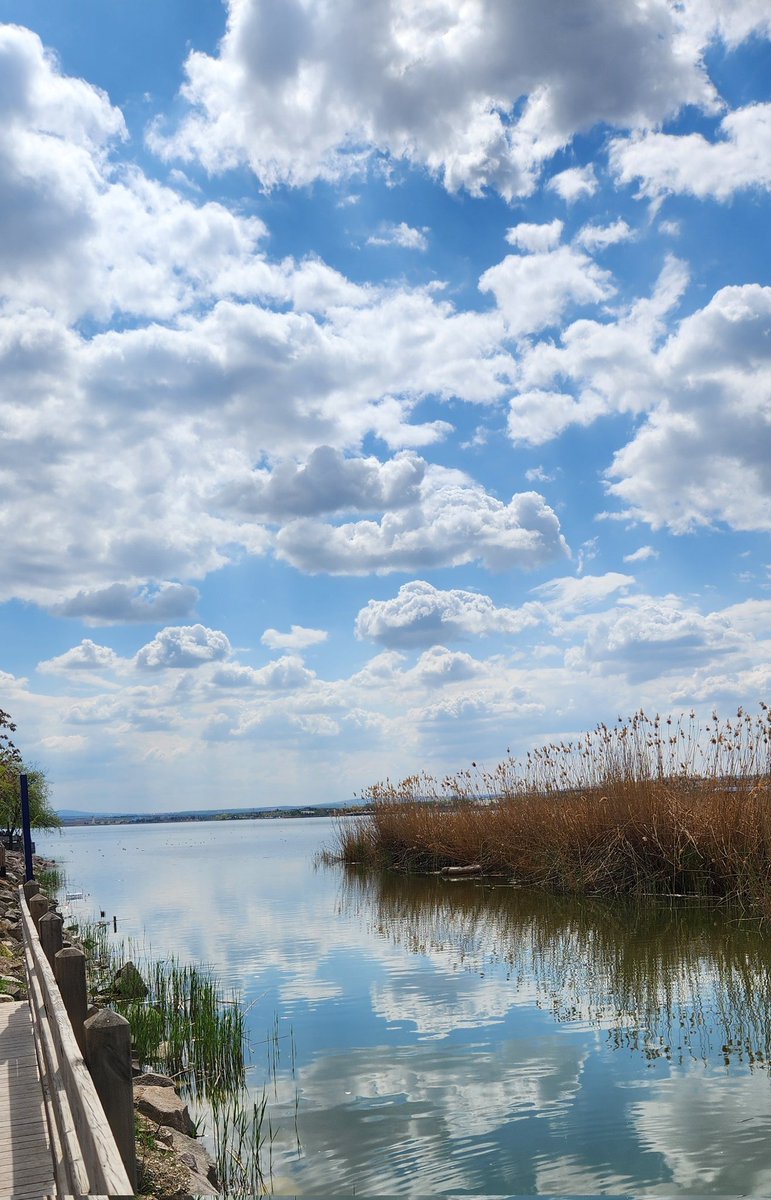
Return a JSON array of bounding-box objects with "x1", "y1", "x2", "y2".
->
[{"x1": 336, "y1": 707, "x2": 771, "y2": 911}]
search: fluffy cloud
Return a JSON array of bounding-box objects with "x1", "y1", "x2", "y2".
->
[
  {"x1": 51, "y1": 583, "x2": 199, "y2": 624},
  {"x1": 277, "y1": 475, "x2": 569, "y2": 574},
  {"x1": 0, "y1": 25, "x2": 268, "y2": 324},
  {"x1": 150, "y1": 0, "x2": 716, "y2": 197},
  {"x1": 610, "y1": 103, "x2": 771, "y2": 200},
  {"x1": 252, "y1": 655, "x2": 316, "y2": 690},
  {"x1": 212, "y1": 655, "x2": 316, "y2": 690},
  {"x1": 505, "y1": 220, "x2": 563, "y2": 252},
  {"x1": 214, "y1": 448, "x2": 426, "y2": 519},
  {"x1": 261, "y1": 625, "x2": 328, "y2": 651},
  {"x1": 575, "y1": 219, "x2": 633, "y2": 250},
  {"x1": 678, "y1": 0, "x2": 771, "y2": 48},
  {"x1": 565, "y1": 596, "x2": 747, "y2": 681},
  {"x1": 607, "y1": 285, "x2": 771, "y2": 532},
  {"x1": 508, "y1": 389, "x2": 606, "y2": 446},
  {"x1": 38, "y1": 639, "x2": 122, "y2": 674},
  {"x1": 410, "y1": 646, "x2": 488, "y2": 685},
  {"x1": 367, "y1": 222, "x2": 428, "y2": 250},
  {"x1": 546, "y1": 164, "x2": 599, "y2": 202},
  {"x1": 479, "y1": 244, "x2": 614, "y2": 337},
  {"x1": 0, "y1": 279, "x2": 518, "y2": 603},
  {"x1": 509, "y1": 255, "x2": 690, "y2": 446},
  {"x1": 134, "y1": 624, "x2": 232, "y2": 669},
  {"x1": 355, "y1": 580, "x2": 541, "y2": 648},
  {"x1": 0, "y1": 233, "x2": 522, "y2": 608}
]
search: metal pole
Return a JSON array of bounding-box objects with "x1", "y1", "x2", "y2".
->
[{"x1": 20, "y1": 772, "x2": 34, "y2": 881}]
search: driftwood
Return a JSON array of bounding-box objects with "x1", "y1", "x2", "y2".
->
[{"x1": 440, "y1": 863, "x2": 482, "y2": 877}]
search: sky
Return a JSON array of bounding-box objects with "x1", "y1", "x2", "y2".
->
[{"x1": 0, "y1": 0, "x2": 770, "y2": 814}]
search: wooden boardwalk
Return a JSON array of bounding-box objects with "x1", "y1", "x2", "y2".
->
[{"x1": 0, "y1": 1000, "x2": 55, "y2": 1200}]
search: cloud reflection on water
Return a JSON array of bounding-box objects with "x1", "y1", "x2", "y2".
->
[{"x1": 42, "y1": 819, "x2": 771, "y2": 1195}]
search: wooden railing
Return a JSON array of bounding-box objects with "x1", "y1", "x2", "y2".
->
[{"x1": 19, "y1": 886, "x2": 134, "y2": 1198}]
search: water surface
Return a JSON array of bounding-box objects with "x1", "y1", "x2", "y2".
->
[{"x1": 38, "y1": 818, "x2": 771, "y2": 1196}]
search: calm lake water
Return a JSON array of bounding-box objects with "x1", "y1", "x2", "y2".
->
[{"x1": 37, "y1": 818, "x2": 771, "y2": 1197}]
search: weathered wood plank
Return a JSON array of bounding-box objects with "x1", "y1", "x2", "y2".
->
[
  {"x1": 0, "y1": 999, "x2": 55, "y2": 1199},
  {"x1": 19, "y1": 887, "x2": 134, "y2": 1197}
]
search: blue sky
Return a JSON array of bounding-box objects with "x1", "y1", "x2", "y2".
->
[{"x1": 0, "y1": 0, "x2": 769, "y2": 813}]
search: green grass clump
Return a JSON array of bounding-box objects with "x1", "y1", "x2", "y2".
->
[
  {"x1": 336, "y1": 707, "x2": 771, "y2": 912},
  {"x1": 69, "y1": 923, "x2": 246, "y2": 1100},
  {"x1": 116, "y1": 958, "x2": 246, "y2": 1099},
  {"x1": 36, "y1": 864, "x2": 65, "y2": 899}
]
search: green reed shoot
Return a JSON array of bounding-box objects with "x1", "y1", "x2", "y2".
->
[
  {"x1": 37, "y1": 863, "x2": 65, "y2": 900},
  {"x1": 210, "y1": 1087, "x2": 273, "y2": 1197}
]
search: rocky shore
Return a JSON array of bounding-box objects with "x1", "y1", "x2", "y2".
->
[{"x1": 0, "y1": 849, "x2": 220, "y2": 1198}]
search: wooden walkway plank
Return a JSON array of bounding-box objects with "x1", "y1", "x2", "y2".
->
[{"x1": 0, "y1": 1000, "x2": 56, "y2": 1199}]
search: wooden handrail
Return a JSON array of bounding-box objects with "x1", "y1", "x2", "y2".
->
[{"x1": 19, "y1": 886, "x2": 134, "y2": 1198}]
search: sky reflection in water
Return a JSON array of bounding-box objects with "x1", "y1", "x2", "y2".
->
[{"x1": 39, "y1": 818, "x2": 771, "y2": 1196}]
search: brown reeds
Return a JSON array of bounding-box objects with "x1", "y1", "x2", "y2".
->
[{"x1": 335, "y1": 707, "x2": 771, "y2": 911}]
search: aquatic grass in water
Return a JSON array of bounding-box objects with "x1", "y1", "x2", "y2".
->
[
  {"x1": 70, "y1": 925, "x2": 246, "y2": 1099},
  {"x1": 210, "y1": 1088, "x2": 273, "y2": 1197},
  {"x1": 69, "y1": 911, "x2": 287, "y2": 1187},
  {"x1": 337, "y1": 707, "x2": 771, "y2": 911},
  {"x1": 122, "y1": 957, "x2": 246, "y2": 1099},
  {"x1": 37, "y1": 863, "x2": 65, "y2": 899}
]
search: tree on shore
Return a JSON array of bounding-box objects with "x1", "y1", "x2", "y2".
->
[{"x1": 0, "y1": 709, "x2": 60, "y2": 844}]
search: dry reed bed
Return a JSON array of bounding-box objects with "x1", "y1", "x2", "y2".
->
[{"x1": 337, "y1": 708, "x2": 771, "y2": 910}]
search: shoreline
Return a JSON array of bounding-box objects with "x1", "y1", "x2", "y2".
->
[
  {"x1": 2, "y1": 848, "x2": 221, "y2": 1196},
  {"x1": 59, "y1": 802, "x2": 373, "y2": 827}
]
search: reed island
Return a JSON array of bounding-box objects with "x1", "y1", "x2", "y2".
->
[{"x1": 335, "y1": 707, "x2": 771, "y2": 914}]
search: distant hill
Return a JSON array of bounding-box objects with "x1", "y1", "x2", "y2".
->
[{"x1": 56, "y1": 800, "x2": 367, "y2": 826}]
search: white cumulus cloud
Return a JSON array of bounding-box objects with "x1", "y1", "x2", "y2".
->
[
  {"x1": 261, "y1": 626, "x2": 328, "y2": 651},
  {"x1": 610, "y1": 103, "x2": 771, "y2": 200},
  {"x1": 547, "y1": 165, "x2": 599, "y2": 202},
  {"x1": 148, "y1": 0, "x2": 717, "y2": 198},
  {"x1": 51, "y1": 583, "x2": 199, "y2": 625},
  {"x1": 38, "y1": 640, "x2": 122, "y2": 674},
  {"x1": 135, "y1": 625, "x2": 232, "y2": 670},
  {"x1": 607, "y1": 284, "x2": 771, "y2": 532},
  {"x1": 277, "y1": 474, "x2": 569, "y2": 574},
  {"x1": 355, "y1": 580, "x2": 541, "y2": 648},
  {"x1": 575, "y1": 219, "x2": 633, "y2": 250},
  {"x1": 505, "y1": 220, "x2": 563, "y2": 252},
  {"x1": 479, "y1": 244, "x2": 614, "y2": 337}
]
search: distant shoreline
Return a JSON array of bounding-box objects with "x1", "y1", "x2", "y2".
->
[{"x1": 57, "y1": 803, "x2": 373, "y2": 827}]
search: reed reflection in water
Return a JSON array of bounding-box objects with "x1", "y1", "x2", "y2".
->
[
  {"x1": 41, "y1": 821, "x2": 771, "y2": 1194},
  {"x1": 280, "y1": 866, "x2": 771, "y2": 1196},
  {"x1": 340, "y1": 868, "x2": 771, "y2": 1070}
]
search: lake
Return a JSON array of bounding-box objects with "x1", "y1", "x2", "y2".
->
[{"x1": 37, "y1": 817, "x2": 771, "y2": 1196}]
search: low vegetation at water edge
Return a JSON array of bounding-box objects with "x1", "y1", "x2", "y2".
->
[{"x1": 335, "y1": 707, "x2": 771, "y2": 910}]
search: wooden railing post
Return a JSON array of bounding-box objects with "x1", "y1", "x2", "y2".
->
[
  {"x1": 54, "y1": 947, "x2": 88, "y2": 1057},
  {"x1": 39, "y1": 910, "x2": 64, "y2": 967},
  {"x1": 19, "y1": 886, "x2": 133, "y2": 1197},
  {"x1": 23, "y1": 878, "x2": 40, "y2": 902},
  {"x1": 84, "y1": 1009, "x2": 137, "y2": 1192},
  {"x1": 29, "y1": 891, "x2": 49, "y2": 932}
]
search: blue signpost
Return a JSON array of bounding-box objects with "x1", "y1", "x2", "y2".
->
[{"x1": 20, "y1": 772, "x2": 34, "y2": 881}]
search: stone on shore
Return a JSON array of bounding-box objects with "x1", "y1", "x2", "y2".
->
[
  {"x1": 157, "y1": 1127, "x2": 220, "y2": 1188},
  {"x1": 114, "y1": 960, "x2": 148, "y2": 998},
  {"x1": 134, "y1": 1083, "x2": 196, "y2": 1135},
  {"x1": 134, "y1": 1070, "x2": 176, "y2": 1089}
]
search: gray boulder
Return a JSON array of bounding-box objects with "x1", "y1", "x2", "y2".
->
[{"x1": 134, "y1": 1084, "x2": 195, "y2": 1135}]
